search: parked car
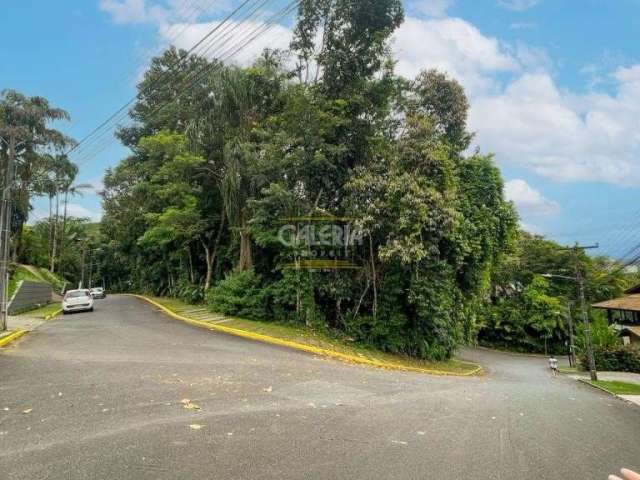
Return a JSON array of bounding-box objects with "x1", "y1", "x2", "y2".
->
[
  {"x1": 62, "y1": 289, "x2": 94, "y2": 314},
  {"x1": 90, "y1": 287, "x2": 106, "y2": 299}
]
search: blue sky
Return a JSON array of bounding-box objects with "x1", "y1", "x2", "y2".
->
[{"x1": 1, "y1": 0, "x2": 639, "y2": 258}]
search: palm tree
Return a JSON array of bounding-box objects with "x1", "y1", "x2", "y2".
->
[
  {"x1": 0, "y1": 90, "x2": 76, "y2": 260},
  {"x1": 57, "y1": 180, "x2": 92, "y2": 275},
  {"x1": 209, "y1": 67, "x2": 263, "y2": 271}
]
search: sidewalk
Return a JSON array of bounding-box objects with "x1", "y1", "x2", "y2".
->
[{"x1": 7, "y1": 315, "x2": 49, "y2": 332}]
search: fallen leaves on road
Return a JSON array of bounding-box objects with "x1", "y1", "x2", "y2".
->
[
  {"x1": 263, "y1": 386, "x2": 273, "y2": 393},
  {"x1": 189, "y1": 424, "x2": 204, "y2": 430},
  {"x1": 391, "y1": 440, "x2": 408, "y2": 445},
  {"x1": 22, "y1": 408, "x2": 32, "y2": 414},
  {"x1": 181, "y1": 399, "x2": 200, "y2": 410}
]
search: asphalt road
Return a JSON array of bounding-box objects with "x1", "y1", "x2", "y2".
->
[{"x1": 0, "y1": 295, "x2": 638, "y2": 480}]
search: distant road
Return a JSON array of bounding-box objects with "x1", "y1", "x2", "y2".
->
[{"x1": 0, "y1": 295, "x2": 638, "y2": 479}]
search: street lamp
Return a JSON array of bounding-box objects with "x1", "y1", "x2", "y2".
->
[{"x1": 541, "y1": 273, "x2": 598, "y2": 381}]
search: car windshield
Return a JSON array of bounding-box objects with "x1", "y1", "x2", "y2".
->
[{"x1": 66, "y1": 291, "x2": 88, "y2": 299}]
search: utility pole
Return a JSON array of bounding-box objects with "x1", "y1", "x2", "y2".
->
[
  {"x1": 79, "y1": 246, "x2": 86, "y2": 289},
  {"x1": 0, "y1": 132, "x2": 17, "y2": 331},
  {"x1": 564, "y1": 243, "x2": 599, "y2": 381},
  {"x1": 565, "y1": 302, "x2": 576, "y2": 367},
  {"x1": 88, "y1": 250, "x2": 93, "y2": 289}
]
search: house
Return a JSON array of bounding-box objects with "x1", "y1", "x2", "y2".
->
[{"x1": 592, "y1": 284, "x2": 640, "y2": 345}]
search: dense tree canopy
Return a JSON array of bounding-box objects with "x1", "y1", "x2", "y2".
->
[{"x1": 98, "y1": 4, "x2": 522, "y2": 360}]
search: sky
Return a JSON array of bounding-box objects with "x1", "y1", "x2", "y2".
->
[{"x1": 1, "y1": 0, "x2": 640, "y2": 259}]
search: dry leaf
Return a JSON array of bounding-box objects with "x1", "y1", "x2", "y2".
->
[
  {"x1": 22, "y1": 409, "x2": 32, "y2": 414},
  {"x1": 189, "y1": 424, "x2": 204, "y2": 430}
]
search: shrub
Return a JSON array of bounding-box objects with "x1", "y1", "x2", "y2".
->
[
  {"x1": 206, "y1": 270, "x2": 267, "y2": 320},
  {"x1": 580, "y1": 344, "x2": 640, "y2": 373},
  {"x1": 174, "y1": 279, "x2": 204, "y2": 304}
]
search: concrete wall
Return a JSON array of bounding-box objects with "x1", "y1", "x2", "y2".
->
[{"x1": 8, "y1": 281, "x2": 53, "y2": 315}]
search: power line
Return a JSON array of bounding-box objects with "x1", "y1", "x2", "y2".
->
[
  {"x1": 69, "y1": 0, "x2": 286, "y2": 166},
  {"x1": 71, "y1": 0, "x2": 298, "y2": 168},
  {"x1": 66, "y1": 0, "x2": 258, "y2": 160}
]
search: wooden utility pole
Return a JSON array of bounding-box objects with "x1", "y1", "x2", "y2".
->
[
  {"x1": 79, "y1": 246, "x2": 86, "y2": 289},
  {"x1": 563, "y1": 243, "x2": 599, "y2": 381},
  {"x1": 0, "y1": 132, "x2": 17, "y2": 331},
  {"x1": 565, "y1": 302, "x2": 576, "y2": 367}
]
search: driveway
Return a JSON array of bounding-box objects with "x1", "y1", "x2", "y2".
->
[{"x1": 0, "y1": 295, "x2": 638, "y2": 479}]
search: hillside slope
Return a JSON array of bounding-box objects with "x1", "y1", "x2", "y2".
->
[{"x1": 8, "y1": 264, "x2": 67, "y2": 298}]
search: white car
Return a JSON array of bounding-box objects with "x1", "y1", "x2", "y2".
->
[
  {"x1": 62, "y1": 289, "x2": 94, "y2": 314},
  {"x1": 90, "y1": 287, "x2": 106, "y2": 299}
]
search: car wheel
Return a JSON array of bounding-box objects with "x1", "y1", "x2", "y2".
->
[{"x1": 90, "y1": 307, "x2": 94, "y2": 312}]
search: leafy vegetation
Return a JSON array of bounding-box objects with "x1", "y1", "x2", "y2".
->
[
  {"x1": 97, "y1": 2, "x2": 519, "y2": 361},
  {"x1": 581, "y1": 345, "x2": 640, "y2": 374},
  {"x1": 481, "y1": 231, "x2": 638, "y2": 354}
]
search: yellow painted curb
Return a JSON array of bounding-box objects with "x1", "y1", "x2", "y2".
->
[
  {"x1": 0, "y1": 329, "x2": 27, "y2": 348},
  {"x1": 44, "y1": 308, "x2": 63, "y2": 321},
  {"x1": 128, "y1": 294, "x2": 483, "y2": 377}
]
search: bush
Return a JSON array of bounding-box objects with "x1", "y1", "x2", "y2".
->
[
  {"x1": 173, "y1": 279, "x2": 204, "y2": 304},
  {"x1": 206, "y1": 270, "x2": 267, "y2": 320},
  {"x1": 580, "y1": 344, "x2": 640, "y2": 373}
]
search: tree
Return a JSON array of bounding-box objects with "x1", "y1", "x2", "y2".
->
[
  {"x1": 0, "y1": 90, "x2": 76, "y2": 260},
  {"x1": 97, "y1": 6, "x2": 523, "y2": 361}
]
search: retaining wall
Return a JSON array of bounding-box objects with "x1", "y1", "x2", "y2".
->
[{"x1": 8, "y1": 281, "x2": 53, "y2": 315}]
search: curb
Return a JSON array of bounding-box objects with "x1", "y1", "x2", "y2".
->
[
  {"x1": 128, "y1": 294, "x2": 483, "y2": 377},
  {"x1": 44, "y1": 308, "x2": 63, "y2": 321},
  {"x1": 0, "y1": 329, "x2": 27, "y2": 348},
  {"x1": 577, "y1": 378, "x2": 640, "y2": 407}
]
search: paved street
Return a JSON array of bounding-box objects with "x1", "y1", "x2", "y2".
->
[{"x1": 0, "y1": 295, "x2": 638, "y2": 480}]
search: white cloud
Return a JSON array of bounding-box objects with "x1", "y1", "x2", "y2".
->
[
  {"x1": 414, "y1": 0, "x2": 455, "y2": 18},
  {"x1": 99, "y1": 0, "x2": 232, "y2": 26},
  {"x1": 392, "y1": 17, "x2": 518, "y2": 95},
  {"x1": 65, "y1": 204, "x2": 103, "y2": 222},
  {"x1": 160, "y1": 20, "x2": 293, "y2": 65},
  {"x1": 99, "y1": 0, "x2": 165, "y2": 24},
  {"x1": 470, "y1": 68, "x2": 640, "y2": 185},
  {"x1": 497, "y1": 0, "x2": 539, "y2": 11},
  {"x1": 505, "y1": 179, "x2": 560, "y2": 217}
]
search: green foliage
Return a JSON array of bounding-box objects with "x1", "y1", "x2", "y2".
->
[
  {"x1": 483, "y1": 231, "x2": 638, "y2": 353},
  {"x1": 576, "y1": 315, "x2": 619, "y2": 350},
  {"x1": 481, "y1": 275, "x2": 565, "y2": 353},
  {"x1": 206, "y1": 270, "x2": 267, "y2": 320},
  {"x1": 98, "y1": 7, "x2": 520, "y2": 361},
  {"x1": 580, "y1": 345, "x2": 640, "y2": 373}
]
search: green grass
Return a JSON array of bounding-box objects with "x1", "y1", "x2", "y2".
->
[
  {"x1": 590, "y1": 380, "x2": 640, "y2": 395},
  {"x1": 152, "y1": 296, "x2": 482, "y2": 375},
  {"x1": 8, "y1": 264, "x2": 67, "y2": 298},
  {"x1": 18, "y1": 303, "x2": 62, "y2": 319},
  {"x1": 8, "y1": 265, "x2": 45, "y2": 298}
]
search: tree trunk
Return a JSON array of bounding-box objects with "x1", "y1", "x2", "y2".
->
[
  {"x1": 238, "y1": 227, "x2": 253, "y2": 272},
  {"x1": 203, "y1": 207, "x2": 226, "y2": 290},
  {"x1": 187, "y1": 246, "x2": 195, "y2": 284},
  {"x1": 369, "y1": 233, "x2": 377, "y2": 320}
]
